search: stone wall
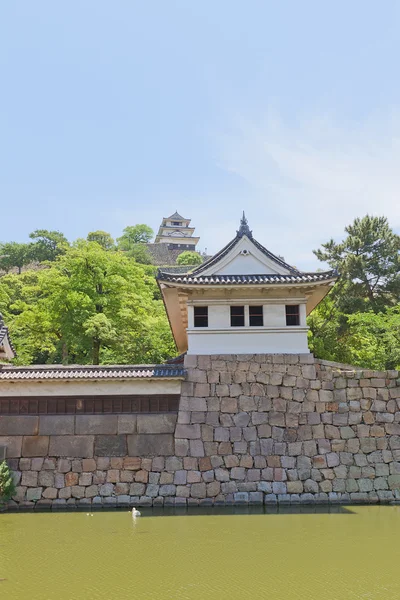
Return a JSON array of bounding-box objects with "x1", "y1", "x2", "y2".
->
[{"x1": 3, "y1": 354, "x2": 400, "y2": 508}]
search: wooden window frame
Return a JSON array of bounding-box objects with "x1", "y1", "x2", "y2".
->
[
  {"x1": 194, "y1": 306, "x2": 208, "y2": 328},
  {"x1": 249, "y1": 305, "x2": 264, "y2": 327},
  {"x1": 230, "y1": 305, "x2": 245, "y2": 327},
  {"x1": 286, "y1": 304, "x2": 300, "y2": 326}
]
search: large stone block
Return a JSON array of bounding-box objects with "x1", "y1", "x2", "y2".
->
[
  {"x1": 0, "y1": 416, "x2": 38, "y2": 436},
  {"x1": 39, "y1": 416, "x2": 75, "y2": 435},
  {"x1": 127, "y1": 434, "x2": 174, "y2": 456},
  {"x1": 75, "y1": 415, "x2": 118, "y2": 435},
  {"x1": 22, "y1": 436, "x2": 49, "y2": 457},
  {"x1": 0, "y1": 436, "x2": 22, "y2": 458},
  {"x1": 175, "y1": 424, "x2": 201, "y2": 439},
  {"x1": 117, "y1": 415, "x2": 137, "y2": 434},
  {"x1": 49, "y1": 435, "x2": 94, "y2": 458},
  {"x1": 94, "y1": 435, "x2": 127, "y2": 456},
  {"x1": 136, "y1": 413, "x2": 177, "y2": 434}
]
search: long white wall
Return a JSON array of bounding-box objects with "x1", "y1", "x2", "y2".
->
[{"x1": 187, "y1": 329, "x2": 309, "y2": 355}]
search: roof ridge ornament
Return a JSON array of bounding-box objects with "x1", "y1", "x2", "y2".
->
[{"x1": 237, "y1": 211, "x2": 253, "y2": 239}]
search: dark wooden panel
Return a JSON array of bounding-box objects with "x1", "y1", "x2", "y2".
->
[{"x1": 0, "y1": 394, "x2": 180, "y2": 415}]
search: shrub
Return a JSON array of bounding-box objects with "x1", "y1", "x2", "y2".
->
[{"x1": 0, "y1": 461, "x2": 16, "y2": 504}]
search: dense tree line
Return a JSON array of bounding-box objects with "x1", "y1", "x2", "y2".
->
[
  {"x1": 0, "y1": 225, "x2": 177, "y2": 365},
  {"x1": 309, "y1": 215, "x2": 400, "y2": 369},
  {"x1": 1, "y1": 216, "x2": 399, "y2": 369}
]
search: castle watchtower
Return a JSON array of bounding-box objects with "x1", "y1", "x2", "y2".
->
[
  {"x1": 157, "y1": 213, "x2": 338, "y2": 355},
  {"x1": 154, "y1": 211, "x2": 200, "y2": 251}
]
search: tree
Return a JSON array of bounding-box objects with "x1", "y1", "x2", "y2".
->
[
  {"x1": 29, "y1": 229, "x2": 69, "y2": 262},
  {"x1": 176, "y1": 251, "x2": 203, "y2": 266},
  {"x1": 314, "y1": 215, "x2": 400, "y2": 313},
  {"x1": 87, "y1": 231, "x2": 115, "y2": 250},
  {"x1": 0, "y1": 242, "x2": 32, "y2": 274},
  {"x1": 117, "y1": 224, "x2": 154, "y2": 250},
  {"x1": 0, "y1": 241, "x2": 175, "y2": 365},
  {"x1": 128, "y1": 244, "x2": 153, "y2": 265}
]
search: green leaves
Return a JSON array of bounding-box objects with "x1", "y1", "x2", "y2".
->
[
  {"x1": 0, "y1": 240, "x2": 175, "y2": 365},
  {"x1": 176, "y1": 251, "x2": 203, "y2": 266},
  {"x1": 310, "y1": 214, "x2": 400, "y2": 369},
  {"x1": 0, "y1": 461, "x2": 16, "y2": 504}
]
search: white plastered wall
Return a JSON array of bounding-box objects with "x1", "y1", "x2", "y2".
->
[{"x1": 0, "y1": 378, "x2": 182, "y2": 397}]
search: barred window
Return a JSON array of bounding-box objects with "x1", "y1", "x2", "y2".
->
[
  {"x1": 194, "y1": 306, "x2": 208, "y2": 327},
  {"x1": 231, "y1": 306, "x2": 245, "y2": 327},
  {"x1": 249, "y1": 306, "x2": 263, "y2": 326},
  {"x1": 286, "y1": 305, "x2": 300, "y2": 326}
]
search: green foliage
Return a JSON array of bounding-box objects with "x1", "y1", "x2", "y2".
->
[
  {"x1": 0, "y1": 461, "x2": 16, "y2": 504},
  {"x1": 117, "y1": 225, "x2": 154, "y2": 250},
  {"x1": 0, "y1": 242, "x2": 32, "y2": 274},
  {"x1": 310, "y1": 214, "x2": 400, "y2": 370},
  {"x1": 314, "y1": 215, "x2": 400, "y2": 313},
  {"x1": 128, "y1": 244, "x2": 153, "y2": 265},
  {"x1": 0, "y1": 241, "x2": 175, "y2": 365},
  {"x1": 29, "y1": 229, "x2": 69, "y2": 262},
  {"x1": 87, "y1": 231, "x2": 115, "y2": 250},
  {"x1": 176, "y1": 251, "x2": 203, "y2": 266}
]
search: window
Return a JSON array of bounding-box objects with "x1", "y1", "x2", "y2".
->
[
  {"x1": 172, "y1": 221, "x2": 180, "y2": 226},
  {"x1": 231, "y1": 305, "x2": 245, "y2": 327},
  {"x1": 286, "y1": 305, "x2": 300, "y2": 326},
  {"x1": 194, "y1": 306, "x2": 208, "y2": 327},
  {"x1": 249, "y1": 305, "x2": 263, "y2": 326}
]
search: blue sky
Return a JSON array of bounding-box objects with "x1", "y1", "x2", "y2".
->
[{"x1": 2, "y1": 1, "x2": 400, "y2": 270}]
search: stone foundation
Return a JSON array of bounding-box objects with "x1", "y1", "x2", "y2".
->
[{"x1": 3, "y1": 354, "x2": 400, "y2": 508}]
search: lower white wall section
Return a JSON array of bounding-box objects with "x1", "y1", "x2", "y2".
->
[
  {"x1": 0, "y1": 378, "x2": 182, "y2": 397},
  {"x1": 187, "y1": 328, "x2": 310, "y2": 355}
]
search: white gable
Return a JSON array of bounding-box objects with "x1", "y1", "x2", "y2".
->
[{"x1": 200, "y1": 236, "x2": 292, "y2": 276}]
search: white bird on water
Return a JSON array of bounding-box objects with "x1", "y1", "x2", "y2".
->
[{"x1": 132, "y1": 507, "x2": 141, "y2": 517}]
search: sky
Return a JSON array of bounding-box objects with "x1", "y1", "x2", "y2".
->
[{"x1": 1, "y1": 1, "x2": 400, "y2": 270}]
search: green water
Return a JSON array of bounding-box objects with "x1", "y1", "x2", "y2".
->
[{"x1": 1, "y1": 506, "x2": 400, "y2": 599}]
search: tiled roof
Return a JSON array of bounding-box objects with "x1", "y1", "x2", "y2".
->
[
  {"x1": 157, "y1": 271, "x2": 338, "y2": 285},
  {"x1": 0, "y1": 364, "x2": 185, "y2": 381},
  {"x1": 167, "y1": 211, "x2": 186, "y2": 220},
  {"x1": 190, "y1": 219, "x2": 302, "y2": 276}
]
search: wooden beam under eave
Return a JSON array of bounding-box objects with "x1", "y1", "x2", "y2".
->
[
  {"x1": 162, "y1": 287, "x2": 188, "y2": 353},
  {"x1": 306, "y1": 284, "x2": 334, "y2": 315}
]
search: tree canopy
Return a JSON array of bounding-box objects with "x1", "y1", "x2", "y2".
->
[
  {"x1": 0, "y1": 240, "x2": 175, "y2": 365},
  {"x1": 309, "y1": 214, "x2": 400, "y2": 370},
  {"x1": 176, "y1": 251, "x2": 203, "y2": 266},
  {"x1": 117, "y1": 225, "x2": 154, "y2": 249}
]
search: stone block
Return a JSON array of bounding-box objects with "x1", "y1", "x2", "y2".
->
[
  {"x1": 26, "y1": 487, "x2": 42, "y2": 501},
  {"x1": 75, "y1": 415, "x2": 117, "y2": 435},
  {"x1": 136, "y1": 413, "x2": 177, "y2": 434},
  {"x1": 22, "y1": 436, "x2": 49, "y2": 457},
  {"x1": 0, "y1": 416, "x2": 38, "y2": 436},
  {"x1": 0, "y1": 436, "x2": 22, "y2": 458},
  {"x1": 65, "y1": 472, "x2": 79, "y2": 486},
  {"x1": 38, "y1": 416, "x2": 74, "y2": 435},
  {"x1": 127, "y1": 434, "x2": 173, "y2": 456},
  {"x1": 190, "y1": 439, "x2": 205, "y2": 457},
  {"x1": 159, "y1": 484, "x2": 176, "y2": 496},
  {"x1": 21, "y1": 471, "x2": 38, "y2": 487},
  {"x1": 48, "y1": 435, "x2": 93, "y2": 458},
  {"x1": 191, "y1": 482, "x2": 206, "y2": 498},
  {"x1": 221, "y1": 398, "x2": 238, "y2": 413},
  {"x1": 81, "y1": 458, "x2": 96, "y2": 472},
  {"x1": 94, "y1": 435, "x2": 127, "y2": 457},
  {"x1": 174, "y1": 424, "x2": 201, "y2": 439},
  {"x1": 99, "y1": 483, "x2": 114, "y2": 496},
  {"x1": 117, "y1": 415, "x2": 137, "y2": 434}
]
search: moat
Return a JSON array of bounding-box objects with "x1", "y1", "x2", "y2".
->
[{"x1": 1, "y1": 506, "x2": 400, "y2": 599}]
